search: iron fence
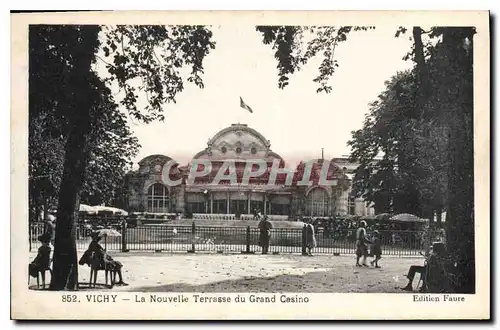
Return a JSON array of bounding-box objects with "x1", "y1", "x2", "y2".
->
[{"x1": 30, "y1": 222, "x2": 437, "y2": 256}]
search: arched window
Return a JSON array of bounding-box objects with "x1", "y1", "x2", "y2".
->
[
  {"x1": 147, "y1": 183, "x2": 169, "y2": 213},
  {"x1": 307, "y1": 188, "x2": 329, "y2": 216}
]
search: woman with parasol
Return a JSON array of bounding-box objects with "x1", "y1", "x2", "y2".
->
[{"x1": 79, "y1": 231, "x2": 128, "y2": 286}]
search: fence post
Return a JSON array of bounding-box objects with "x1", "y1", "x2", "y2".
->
[
  {"x1": 29, "y1": 223, "x2": 32, "y2": 252},
  {"x1": 188, "y1": 221, "x2": 196, "y2": 253},
  {"x1": 121, "y1": 220, "x2": 128, "y2": 252},
  {"x1": 246, "y1": 226, "x2": 251, "y2": 253},
  {"x1": 301, "y1": 224, "x2": 307, "y2": 256}
]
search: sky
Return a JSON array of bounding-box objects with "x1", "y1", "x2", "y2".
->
[{"x1": 103, "y1": 25, "x2": 415, "y2": 167}]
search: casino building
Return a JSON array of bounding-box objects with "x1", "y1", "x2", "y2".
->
[{"x1": 124, "y1": 123, "x2": 375, "y2": 219}]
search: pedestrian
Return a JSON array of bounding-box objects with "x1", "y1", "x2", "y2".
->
[
  {"x1": 369, "y1": 230, "x2": 382, "y2": 268},
  {"x1": 305, "y1": 218, "x2": 317, "y2": 256},
  {"x1": 355, "y1": 220, "x2": 370, "y2": 267},
  {"x1": 44, "y1": 215, "x2": 56, "y2": 245},
  {"x1": 258, "y1": 216, "x2": 273, "y2": 254}
]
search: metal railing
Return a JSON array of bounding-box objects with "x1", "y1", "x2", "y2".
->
[{"x1": 30, "y1": 222, "x2": 436, "y2": 256}]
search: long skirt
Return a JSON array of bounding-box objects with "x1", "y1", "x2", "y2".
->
[
  {"x1": 306, "y1": 234, "x2": 317, "y2": 248},
  {"x1": 259, "y1": 232, "x2": 270, "y2": 247},
  {"x1": 356, "y1": 241, "x2": 368, "y2": 257}
]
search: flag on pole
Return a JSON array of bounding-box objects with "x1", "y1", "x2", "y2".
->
[{"x1": 240, "y1": 97, "x2": 253, "y2": 113}]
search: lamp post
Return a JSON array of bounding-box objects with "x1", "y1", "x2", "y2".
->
[{"x1": 203, "y1": 189, "x2": 208, "y2": 214}]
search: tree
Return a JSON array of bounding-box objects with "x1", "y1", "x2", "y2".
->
[
  {"x1": 347, "y1": 71, "x2": 425, "y2": 215},
  {"x1": 79, "y1": 87, "x2": 141, "y2": 207},
  {"x1": 30, "y1": 25, "x2": 215, "y2": 290},
  {"x1": 257, "y1": 25, "x2": 475, "y2": 293},
  {"x1": 29, "y1": 113, "x2": 65, "y2": 222},
  {"x1": 29, "y1": 80, "x2": 141, "y2": 216},
  {"x1": 431, "y1": 27, "x2": 475, "y2": 293},
  {"x1": 256, "y1": 26, "x2": 374, "y2": 92}
]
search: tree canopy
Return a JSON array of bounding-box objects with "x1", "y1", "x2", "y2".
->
[
  {"x1": 29, "y1": 25, "x2": 216, "y2": 290},
  {"x1": 257, "y1": 25, "x2": 475, "y2": 293}
]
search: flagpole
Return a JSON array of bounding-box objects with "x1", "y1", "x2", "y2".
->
[
  {"x1": 237, "y1": 96, "x2": 241, "y2": 124},
  {"x1": 239, "y1": 96, "x2": 254, "y2": 124}
]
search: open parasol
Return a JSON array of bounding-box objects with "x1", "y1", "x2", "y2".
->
[
  {"x1": 79, "y1": 204, "x2": 98, "y2": 214},
  {"x1": 95, "y1": 228, "x2": 122, "y2": 237},
  {"x1": 79, "y1": 204, "x2": 128, "y2": 216},
  {"x1": 93, "y1": 206, "x2": 128, "y2": 216},
  {"x1": 94, "y1": 228, "x2": 122, "y2": 251},
  {"x1": 389, "y1": 213, "x2": 426, "y2": 223}
]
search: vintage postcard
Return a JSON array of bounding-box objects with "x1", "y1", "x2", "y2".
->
[{"x1": 11, "y1": 10, "x2": 490, "y2": 320}]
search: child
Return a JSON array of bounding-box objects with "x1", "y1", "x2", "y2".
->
[{"x1": 370, "y1": 230, "x2": 382, "y2": 268}]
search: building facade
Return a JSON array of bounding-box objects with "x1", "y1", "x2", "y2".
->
[{"x1": 124, "y1": 124, "x2": 375, "y2": 218}]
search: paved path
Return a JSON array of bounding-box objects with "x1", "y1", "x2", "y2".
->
[{"x1": 30, "y1": 252, "x2": 424, "y2": 293}]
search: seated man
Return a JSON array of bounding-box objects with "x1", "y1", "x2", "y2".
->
[
  {"x1": 401, "y1": 265, "x2": 427, "y2": 292},
  {"x1": 425, "y1": 242, "x2": 456, "y2": 293},
  {"x1": 401, "y1": 242, "x2": 451, "y2": 292}
]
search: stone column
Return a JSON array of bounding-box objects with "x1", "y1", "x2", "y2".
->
[
  {"x1": 290, "y1": 191, "x2": 298, "y2": 218},
  {"x1": 247, "y1": 191, "x2": 251, "y2": 214},
  {"x1": 177, "y1": 184, "x2": 185, "y2": 213},
  {"x1": 226, "y1": 191, "x2": 230, "y2": 214},
  {"x1": 210, "y1": 192, "x2": 214, "y2": 214},
  {"x1": 263, "y1": 194, "x2": 267, "y2": 214}
]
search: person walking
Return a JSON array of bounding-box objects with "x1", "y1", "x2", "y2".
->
[
  {"x1": 355, "y1": 220, "x2": 370, "y2": 267},
  {"x1": 305, "y1": 218, "x2": 317, "y2": 256},
  {"x1": 369, "y1": 230, "x2": 382, "y2": 268}
]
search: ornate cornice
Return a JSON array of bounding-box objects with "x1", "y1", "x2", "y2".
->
[{"x1": 208, "y1": 124, "x2": 271, "y2": 148}]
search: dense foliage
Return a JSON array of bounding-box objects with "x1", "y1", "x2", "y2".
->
[
  {"x1": 29, "y1": 25, "x2": 215, "y2": 289},
  {"x1": 257, "y1": 25, "x2": 475, "y2": 293}
]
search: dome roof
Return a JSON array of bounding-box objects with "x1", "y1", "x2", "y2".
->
[
  {"x1": 193, "y1": 123, "x2": 283, "y2": 162},
  {"x1": 138, "y1": 154, "x2": 175, "y2": 166}
]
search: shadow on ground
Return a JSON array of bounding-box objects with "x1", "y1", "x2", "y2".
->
[{"x1": 126, "y1": 268, "x2": 410, "y2": 293}]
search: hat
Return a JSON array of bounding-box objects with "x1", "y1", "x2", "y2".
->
[
  {"x1": 360, "y1": 220, "x2": 367, "y2": 227},
  {"x1": 432, "y1": 242, "x2": 446, "y2": 255},
  {"x1": 90, "y1": 231, "x2": 102, "y2": 241},
  {"x1": 38, "y1": 233, "x2": 51, "y2": 243}
]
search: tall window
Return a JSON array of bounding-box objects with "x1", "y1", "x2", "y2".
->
[
  {"x1": 147, "y1": 183, "x2": 169, "y2": 213},
  {"x1": 307, "y1": 188, "x2": 329, "y2": 216},
  {"x1": 186, "y1": 193, "x2": 207, "y2": 214},
  {"x1": 230, "y1": 200, "x2": 248, "y2": 214},
  {"x1": 212, "y1": 200, "x2": 227, "y2": 214},
  {"x1": 269, "y1": 196, "x2": 291, "y2": 215}
]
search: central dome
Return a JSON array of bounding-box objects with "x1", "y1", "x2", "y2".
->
[{"x1": 193, "y1": 123, "x2": 282, "y2": 161}]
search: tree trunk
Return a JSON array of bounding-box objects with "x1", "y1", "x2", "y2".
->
[
  {"x1": 412, "y1": 27, "x2": 429, "y2": 118},
  {"x1": 49, "y1": 126, "x2": 91, "y2": 290},
  {"x1": 47, "y1": 25, "x2": 100, "y2": 291},
  {"x1": 441, "y1": 28, "x2": 475, "y2": 294}
]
